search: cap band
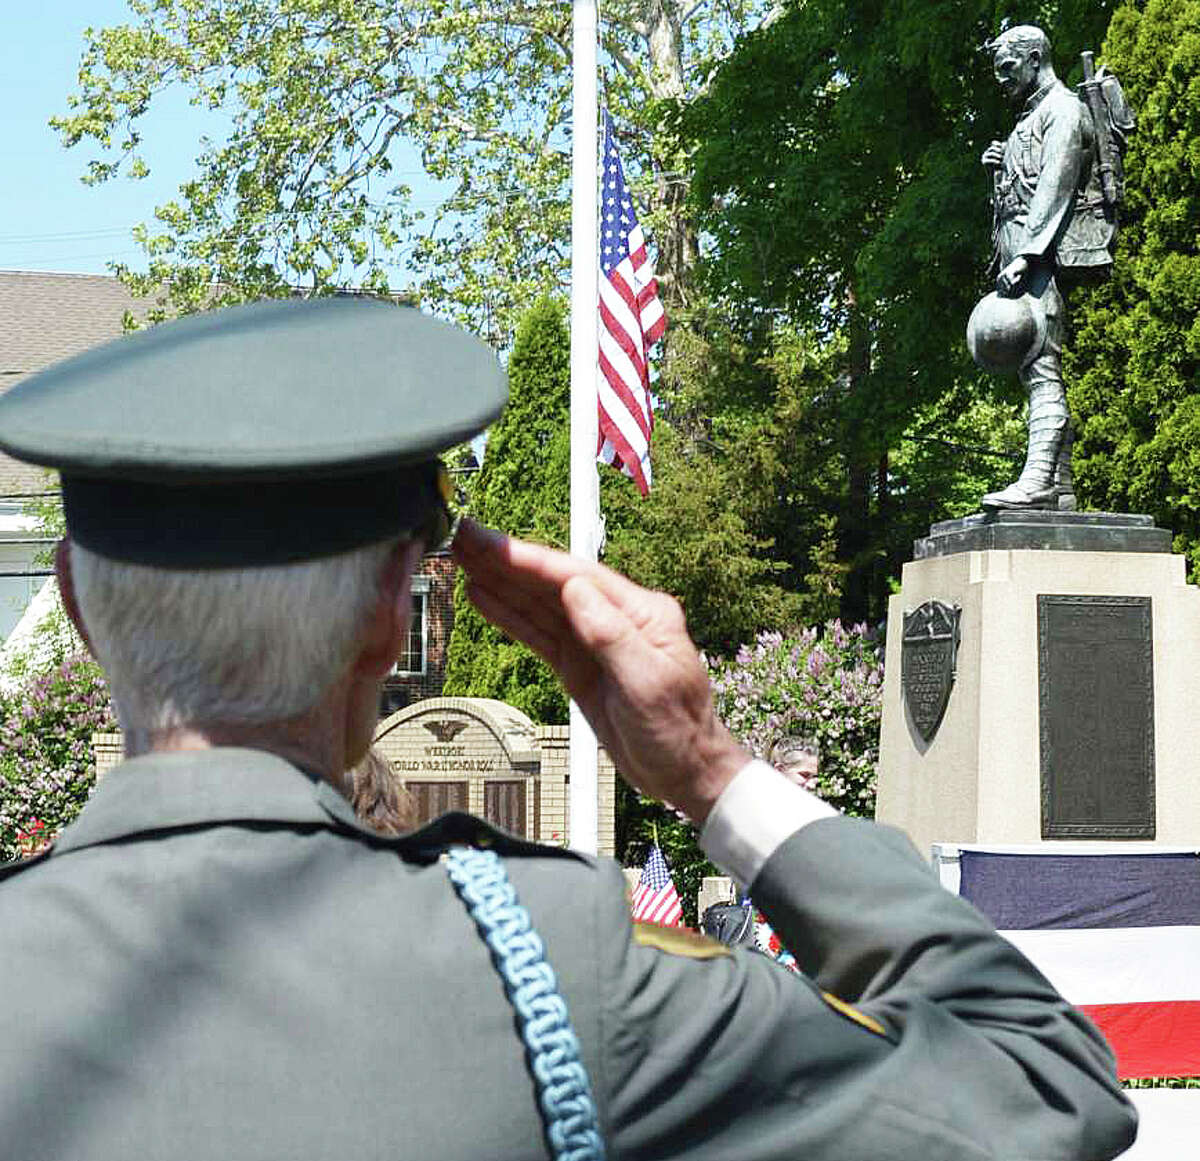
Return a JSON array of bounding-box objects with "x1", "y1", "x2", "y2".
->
[{"x1": 62, "y1": 463, "x2": 443, "y2": 568}]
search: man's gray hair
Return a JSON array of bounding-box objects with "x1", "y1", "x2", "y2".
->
[
  {"x1": 988, "y1": 25, "x2": 1051, "y2": 58},
  {"x1": 70, "y1": 538, "x2": 400, "y2": 732}
]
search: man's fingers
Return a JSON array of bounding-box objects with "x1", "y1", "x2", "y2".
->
[
  {"x1": 465, "y1": 578, "x2": 567, "y2": 666},
  {"x1": 566, "y1": 560, "x2": 664, "y2": 633},
  {"x1": 456, "y1": 522, "x2": 606, "y2": 663},
  {"x1": 560, "y1": 574, "x2": 661, "y2": 689},
  {"x1": 455, "y1": 519, "x2": 657, "y2": 629},
  {"x1": 452, "y1": 518, "x2": 508, "y2": 566},
  {"x1": 454, "y1": 520, "x2": 576, "y2": 596},
  {"x1": 465, "y1": 577, "x2": 602, "y2": 713},
  {"x1": 456, "y1": 520, "x2": 696, "y2": 706}
]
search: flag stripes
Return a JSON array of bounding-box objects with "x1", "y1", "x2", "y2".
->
[
  {"x1": 957, "y1": 847, "x2": 1200, "y2": 1079},
  {"x1": 959, "y1": 850, "x2": 1200, "y2": 929},
  {"x1": 597, "y1": 111, "x2": 665, "y2": 496},
  {"x1": 1000, "y1": 926, "x2": 1200, "y2": 1003},
  {"x1": 1076, "y1": 1002, "x2": 1200, "y2": 1079},
  {"x1": 631, "y1": 844, "x2": 683, "y2": 927}
]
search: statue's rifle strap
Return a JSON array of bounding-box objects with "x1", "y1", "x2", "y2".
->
[
  {"x1": 444, "y1": 846, "x2": 606, "y2": 1161},
  {"x1": 1079, "y1": 50, "x2": 1119, "y2": 210}
]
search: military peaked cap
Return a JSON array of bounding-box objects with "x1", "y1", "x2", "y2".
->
[{"x1": 0, "y1": 296, "x2": 507, "y2": 566}]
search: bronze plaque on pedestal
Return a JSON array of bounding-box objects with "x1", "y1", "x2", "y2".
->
[{"x1": 1038, "y1": 594, "x2": 1155, "y2": 838}]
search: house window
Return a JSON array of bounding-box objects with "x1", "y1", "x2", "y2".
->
[{"x1": 393, "y1": 578, "x2": 429, "y2": 675}]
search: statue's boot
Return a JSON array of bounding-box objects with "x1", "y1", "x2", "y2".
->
[
  {"x1": 1054, "y1": 425, "x2": 1077, "y2": 511},
  {"x1": 982, "y1": 380, "x2": 1068, "y2": 510}
]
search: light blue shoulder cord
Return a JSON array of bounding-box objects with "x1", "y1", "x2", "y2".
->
[{"x1": 443, "y1": 846, "x2": 606, "y2": 1161}]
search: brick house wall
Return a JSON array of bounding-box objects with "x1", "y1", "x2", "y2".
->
[{"x1": 381, "y1": 550, "x2": 456, "y2": 713}]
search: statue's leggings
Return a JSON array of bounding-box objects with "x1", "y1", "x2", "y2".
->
[{"x1": 1016, "y1": 278, "x2": 1071, "y2": 492}]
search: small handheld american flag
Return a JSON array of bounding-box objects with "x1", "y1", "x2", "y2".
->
[
  {"x1": 597, "y1": 111, "x2": 667, "y2": 497},
  {"x1": 631, "y1": 843, "x2": 683, "y2": 927}
]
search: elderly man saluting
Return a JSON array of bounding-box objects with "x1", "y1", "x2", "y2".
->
[{"x1": 0, "y1": 298, "x2": 1134, "y2": 1160}]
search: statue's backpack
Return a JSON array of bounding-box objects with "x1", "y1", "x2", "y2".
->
[{"x1": 1061, "y1": 51, "x2": 1136, "y2": 278}]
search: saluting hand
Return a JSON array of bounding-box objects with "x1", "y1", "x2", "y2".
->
[{"x1": 452, "y1": 520, "x2": 749, "y2": 824}]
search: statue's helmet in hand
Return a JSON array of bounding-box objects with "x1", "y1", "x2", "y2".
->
[{"x1": 966, "y1": 292, "x2": 1047, "y2": 373}]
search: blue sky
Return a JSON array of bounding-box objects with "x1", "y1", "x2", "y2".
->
[
  {"x1": 0, "y1": 1, "x2": 444, "y2": 279},
  {"x1": 1, "y1": 1, "x2": 199, "y2": 273}
]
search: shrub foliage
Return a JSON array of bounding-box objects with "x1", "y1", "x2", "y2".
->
[
  {"x1": 619, "y1": 621, "x2": 883, "y2": 925},
  {"x1": 0, "y1": 654, "x2": 116, "y2": 863},
  {"x1": 442, "y1": 295, "x2": 571, "y2": 723},
  {"x1": 708, "y1": 622, "x2": 883, "y2": 818}
]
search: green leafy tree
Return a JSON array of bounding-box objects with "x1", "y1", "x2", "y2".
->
[
  {"x1": 54, "y1": 0, "x2": 772, "y2": 336},
  {"x1": 679, "y1": 0, "x2": 1117, "y2": 621},
  {"x1": 640, "y1": 309, "x2": 1025, "y2": 629},
  {"x1": 442, "y1": 297, "x2": 571, "y2": 722},
  {"x1": 601, "y1": 420, "x2": 804, "y2": 655},
  {"x1": 442, "y1": 294, "x2": 810, "y2": 710},
  {"x1": 1069, "y1": 0, "x2": 1200, "y2": 575}
]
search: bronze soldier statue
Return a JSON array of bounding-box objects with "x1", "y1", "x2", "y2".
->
[{"x1": 972, "y1": 25, "x2": 1133, "y2": 510}]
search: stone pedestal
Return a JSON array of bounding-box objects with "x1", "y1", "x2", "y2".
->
[{"x1": 876, "y1": 512, "x2": 1200, "y2": 859}]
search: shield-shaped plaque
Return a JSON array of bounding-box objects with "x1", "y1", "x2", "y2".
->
[{"x1": 901, "y1": 600, "x2": 962, "y2": 744}]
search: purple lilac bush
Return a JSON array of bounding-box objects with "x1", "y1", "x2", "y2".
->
[
  {"x1": 0, "y1": 653, "x2": 116, "y2": 862},
  {"x1": 707, "y1": 621, "x2": 883, "y2": 817}
]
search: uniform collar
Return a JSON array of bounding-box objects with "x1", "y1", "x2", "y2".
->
[
  {"x1": 1021, "y1": 78, "x2": 1058, "y2": 115},
  {"x1": 52, "y1": 748, "x2": 341, "y2": 853},
  {"x1": 50, "y1": 746, "x2": 587, "y2": 864}
]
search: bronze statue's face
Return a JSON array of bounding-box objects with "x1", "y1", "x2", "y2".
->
[{"x1": 993, "y1": 44, "x2": 1040, "y2": 103}]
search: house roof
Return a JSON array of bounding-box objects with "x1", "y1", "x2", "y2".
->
[{"x1": 0, "y1": 271, "x2": 163, "y2": 497}]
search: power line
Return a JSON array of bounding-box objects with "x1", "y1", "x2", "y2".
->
[
  {"x1": 0, "y1": 226, "x2": 133, "y2": 243},
  {"x1": 0, "y1": 248, "x2": 146, "y2": 266}
]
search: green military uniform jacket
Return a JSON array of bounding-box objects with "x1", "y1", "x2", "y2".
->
[{"x1": 0, "y1": 749, "x2": 1135, "y2": 1159}]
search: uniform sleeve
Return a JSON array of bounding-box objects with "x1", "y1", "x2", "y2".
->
[
  {"x1": 699, "y1": 759, "x2": 836, "y2": 887},
  {"x1": 596, "y1": 818, "x2": 1136, "y2": 1161},
  {"x1": 1020, "y1": 99, "x2": 1092, "y2": 262}
]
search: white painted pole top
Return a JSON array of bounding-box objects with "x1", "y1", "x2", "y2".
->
[{"x1": 568, "y1": 0, "x2": 601, "y2": 855}]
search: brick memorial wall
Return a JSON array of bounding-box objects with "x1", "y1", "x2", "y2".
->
[{"x1": 372, "y1": 697, "x2": 616, "y2": 855}]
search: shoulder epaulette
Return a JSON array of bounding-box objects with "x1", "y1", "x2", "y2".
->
[{"x1": 633, "y1": 921, "x2": 732, "y2": 959}]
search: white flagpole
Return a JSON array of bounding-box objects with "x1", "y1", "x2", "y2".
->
[{"x1": 568, "y1": 0, "x2": 600, "y2": 855}]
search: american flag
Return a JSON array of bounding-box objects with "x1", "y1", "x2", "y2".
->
[
  {"x1": 597, "y1": 111, "x2": 666, "y2": 496},
  {"x1": 630, "y1": 844, "x2": 683, "y2": 927}
]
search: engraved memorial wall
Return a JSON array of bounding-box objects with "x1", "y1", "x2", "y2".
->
[{"x1": 372, "y1": 696, "x2": 616, "y2": 854}]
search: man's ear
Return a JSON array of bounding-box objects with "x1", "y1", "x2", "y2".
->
[
  {"x1": 55, "y1": 538, "x2": 97, "y2": 659},
  {"x1": 353, "y1": 540, "x2": 424, "y2": 681}
]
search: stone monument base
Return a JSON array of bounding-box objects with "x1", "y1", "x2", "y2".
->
[{"x1": 876, "y1": 512, "x2": 1200, "y2": 859}]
